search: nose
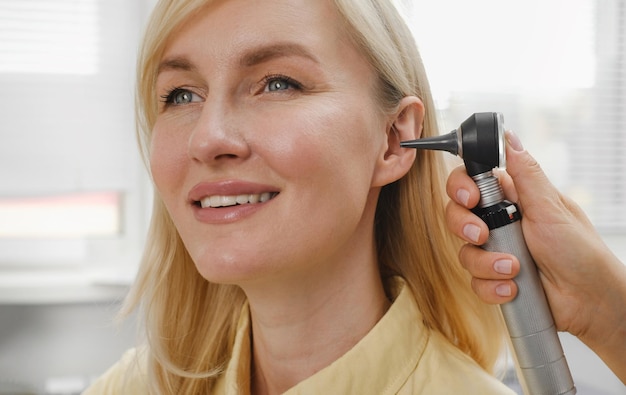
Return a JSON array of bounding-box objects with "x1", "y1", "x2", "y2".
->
[{"x1": 187, "y1": 100, "x2": 251, "y2": 165}]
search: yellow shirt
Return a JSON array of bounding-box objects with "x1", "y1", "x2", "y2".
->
[{"x1": 84, "y1": 278, "x2": 515, "y2": 394}]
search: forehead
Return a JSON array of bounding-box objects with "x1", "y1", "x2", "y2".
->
[{"x1": 160, "y1": 0, "x2": 354, "y2": 68}]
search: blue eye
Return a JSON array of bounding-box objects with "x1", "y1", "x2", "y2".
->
[
  {"x1": 172, "y1": 89, "x2": 193, "y2": 104},
  {"x1": 263, "y1": 74, "x2": 302, "y2": 93},
  {"x1": 161, "y1": 88, "x2": 201, "y2": 106},
  {"x1": 267, "y1": 78, "x2": 290, "y2": 91}
]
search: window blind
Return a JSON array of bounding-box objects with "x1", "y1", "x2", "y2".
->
[
  {"x1": 0, "y1": 0, "x2": 143, "y2": 196},
  {"x1": 0, "y1": 0, "x2": 98, "y2": 74}
]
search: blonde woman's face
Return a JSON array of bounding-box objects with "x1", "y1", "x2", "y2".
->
[{"x1": 151, "y1": 0, "x2": 392, "y2": 285}]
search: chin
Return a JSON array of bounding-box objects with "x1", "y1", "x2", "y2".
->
[{"x1": 191, "y1": 254, "x2": 270, "y2": 286}]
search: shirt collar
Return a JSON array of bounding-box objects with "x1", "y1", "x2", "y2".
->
[{"x1": 215, "y1": 277, "x2": 428, "y2": 395}]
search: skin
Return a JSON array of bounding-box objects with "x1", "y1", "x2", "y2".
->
[
  {"x1": 150, "y1": 0, "x2": 423, "y2": 393},
  {"x1": 445, "y1": 130, "x2": 626, "y2": 384}
]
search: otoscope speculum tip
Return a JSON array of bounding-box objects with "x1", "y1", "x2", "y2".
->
[{"x1": 399, "y1": 129, "x2": 460, "y2": 156}]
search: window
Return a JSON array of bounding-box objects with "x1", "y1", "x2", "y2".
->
[
  {"x1": 0, "y1": 0, "x2": 154, "y2": 271},
  {"x1": 0, "y1": 192, "x2": 120, "y2": 238},
  {"x1": 401, "y1": 0, "x2": 626, "y2": 233}
]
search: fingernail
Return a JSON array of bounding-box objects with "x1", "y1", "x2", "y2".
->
[
  {"x1": 462, "y1": 224, "x2": 481, "y2": 243},
  {"x1": 494, "y1": 259, "x2": 513, "y2": 275},
  {"x1": 496, "y1": 283, "x2": 512, "y2": 297},
  {"x1": 456, "y1": 188, "x2": 470, "y2": 207},
  {"x1": 506, "y1": 130, "x2": 524, "y2": 152}
]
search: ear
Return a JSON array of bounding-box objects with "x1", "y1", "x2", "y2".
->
[{"x1": 372, "y1": 96, "x2": 425, "y2": 187}]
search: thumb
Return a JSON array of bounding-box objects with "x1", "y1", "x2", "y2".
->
[{"x1": 504, "y1": 131, "x2": 560, "y2": 216}]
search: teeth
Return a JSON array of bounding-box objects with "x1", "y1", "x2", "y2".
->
[
  {"x1": 209, "y1": 195, "x2": 221, "y2": 207},
  {"x1": 200, "y1": 193, "x2": 276, "y2": 208},
  {"x1": 222, "y1": 196, "x2": 237, "y2": 206}
]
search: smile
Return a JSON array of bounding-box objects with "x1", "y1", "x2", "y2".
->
[{"x1": 198, "y1": 192, "x2": 278, "y2": 208}]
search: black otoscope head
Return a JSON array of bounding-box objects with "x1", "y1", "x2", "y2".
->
[{"x1": 400, "y1": 112, "x2": 505, "y2": 177}]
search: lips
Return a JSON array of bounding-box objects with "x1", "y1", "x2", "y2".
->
[{"x1": 188, "y1": 180, "x2": 279, "y2": 223}]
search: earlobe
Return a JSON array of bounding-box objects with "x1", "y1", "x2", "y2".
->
[{"x1": 372, "y1": 96, "x2": 425, "y2": 187}]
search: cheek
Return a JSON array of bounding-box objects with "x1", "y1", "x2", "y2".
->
[
  {"x1": 149, "y1": 124, "x2": 188, "y2": 199},
  {"x1": 259, "y1": 101, "x2": 383, "y2": 181}
]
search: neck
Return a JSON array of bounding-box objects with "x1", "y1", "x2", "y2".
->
[{"x1": 245, "y1": 252, "x2": 390, "y2": 395}]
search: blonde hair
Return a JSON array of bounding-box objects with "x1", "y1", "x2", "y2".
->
[{"x1": 126, "y1": 0, "x2": 505, "y2": 393}]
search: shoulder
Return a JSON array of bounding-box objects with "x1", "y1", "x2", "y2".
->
[
  {"x1": 399, "y1": 330, "x2": 517, "y2": 395},
  {"x1": 82, "y1": 348, "x2": 148, "y2": 395}
]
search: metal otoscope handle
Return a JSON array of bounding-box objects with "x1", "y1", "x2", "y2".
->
[{"x1": 472, "y1": 169, "x2": 576, "y2": 395}]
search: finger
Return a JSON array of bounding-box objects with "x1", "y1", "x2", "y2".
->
[
  {"x1": 446, "y1": 165, "x2": 481, "y2": 208},
  {"x1": 504, "y1": 131, "x2": 560, "y2": 213},
  {"x1": 471, "y1": 278, "x2": 519, "y2": 304},
  {"x1": 494, "y1": 168, "x2": 518, "y2": 204},
  {"x1": 445, "y1": 200, "x2": 489, "y2": 245},
  {"x1": 458, "y1": 244, "x2": 520, "y2": 280}
]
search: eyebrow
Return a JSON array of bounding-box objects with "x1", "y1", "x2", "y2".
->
[
  {"x1": 240, "y1": 42, "x2": 320, "y2": 67},
  {"x1": 157, "y1": 42, "x2": 320, "y2": 76},
  {"x1": 157, "y1": 57, "x2": 198, "y2": 75}
]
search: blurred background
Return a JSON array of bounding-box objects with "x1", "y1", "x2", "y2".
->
[{"x1": 0, "y1": 0, "x2": 624, "y2": 393}]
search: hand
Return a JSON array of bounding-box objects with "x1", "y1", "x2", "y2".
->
[{"x1": 445, "y1": 130, "x2": 626, "y2": 382}]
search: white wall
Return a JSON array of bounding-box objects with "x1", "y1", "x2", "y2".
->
[{"x1": 0, "y1": 302, "x2": 136, "y2": 394}]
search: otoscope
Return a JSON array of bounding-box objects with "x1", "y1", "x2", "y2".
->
[{"x1": 401, "y1": 113, "x2": 576, "y2": 395}]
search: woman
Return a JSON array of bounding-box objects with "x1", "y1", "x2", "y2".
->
[{"x1": 85, "y1": 0, "x2": 513, "y2": 393}]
